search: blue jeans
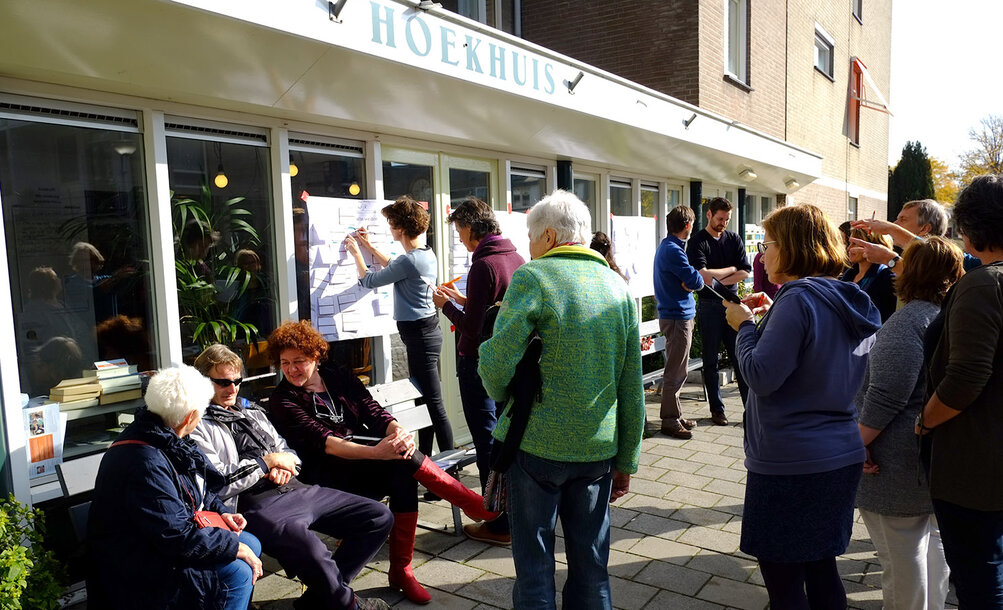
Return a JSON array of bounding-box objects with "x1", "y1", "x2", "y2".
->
[
  {"x1": 933, "y1": 498, "x2": 1003, "y2": 607},
  {"x1": 696, "y1": 301, "x2": 748, "y2": 414},
  {"x1": 456, "y1": 354, "x2": 499, "y2": 490},
  {"x1": 507, "y1": 451, "x2": 613, "y2": 610},
  {"x1": 215, "y1": 530, "x2": 261, "y2": 610}
]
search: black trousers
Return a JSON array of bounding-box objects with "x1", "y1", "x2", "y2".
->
[
  {"x1": 398, "y1": 315, "x2": 453, "y2": 455},
  {"x1": 241, "y1": 483, "x2": 393, "y2": 610},
  {"x1": 305, "y1": 451, "x2": 425, "y2": 513}
]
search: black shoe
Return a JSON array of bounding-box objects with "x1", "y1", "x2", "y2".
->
[
  {"x1": 422, "y1": 490, "x2": 442, "y2": 502},
  {"x1": 711, "y1": 413, "x2": 729, "y2": 426},
  {"x1": 355, "y1": 595, "x2": 392, "y2": 610}
]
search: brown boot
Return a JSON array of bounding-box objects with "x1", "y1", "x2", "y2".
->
[
  {"x1": 387, "y1": 512, "x2": 431, "y2": 605},
  {"x1": 412, "y1": 456, "x2": 500, "y2": 522}
]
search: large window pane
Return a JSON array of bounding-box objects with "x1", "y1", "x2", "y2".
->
[
  {"x1": 511, "y1": 168, "x2": 546, "y2": 212},
  {"x1": 1, "y1": 118, "x2": 158, "y2": 454},
  {"x1": 167, "y1": 137, "x2": 277, "y2": 362},
  {"x1": 610, "y1": 181, "x2": 633, "y2": 216},
  {"x1": 640, "y1": 185, "x2": 658, "y2": 218},
  {"x1": 573, "y1": 176, "x2": 598, "y2": 228}
]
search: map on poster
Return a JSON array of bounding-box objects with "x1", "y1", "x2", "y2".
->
[
  {"x1": 307, "y1": 197, "x2": 401, "y2": 340},
  {"x1": 447, "y1": 209, "x2": 530, "y2": 296},
  {"x1": 23, "y1": 402, "x2": 66, "y2": 480},
  {"x1": 611, "y1": 215, "x2": 657, "y2": 298}
]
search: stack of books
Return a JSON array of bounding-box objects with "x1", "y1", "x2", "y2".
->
[
  {"x1": 86, "y1": 359, "x2": 142, "y2": 405},
  {"x1": 48, "y1": 377, "x2": 102, "y2": 410}
]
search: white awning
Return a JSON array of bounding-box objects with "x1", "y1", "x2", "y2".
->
[{"x1": 852, "y1": 57, "x2": 892, "y2": 116}]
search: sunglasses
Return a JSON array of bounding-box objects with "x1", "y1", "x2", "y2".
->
[{"x1": 210, "y1": 377, "x2": 243, "y2": 388}]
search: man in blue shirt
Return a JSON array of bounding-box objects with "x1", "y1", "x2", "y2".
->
[
  {"x1": 654, "y1": 205, "x2": 705, "y2": 438},
  {"x1": 686, "y1": 198, "x2": 752, "y2": 426}
]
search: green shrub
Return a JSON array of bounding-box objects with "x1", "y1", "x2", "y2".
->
[{"x1": 0, "y1": 495, "x2": 64, "y2": 610}]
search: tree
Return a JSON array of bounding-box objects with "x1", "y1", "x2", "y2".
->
[
  {"x1": 888, "y1": 141, "x2": 935, "y2": 219},
  {"x1": 958, "y1": 114, "x2": 1003, "y2": 187},
  {"x1": 930, "y1": 157, "x2": 960, "y2": 205}
]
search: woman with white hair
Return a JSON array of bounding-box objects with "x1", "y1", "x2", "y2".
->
[
  {"x1": 479, "y1": 190, "x2": 645, "y2": 609},
  {"x1": 87, "y1": 366, "x2": 263, "y2": 610}
]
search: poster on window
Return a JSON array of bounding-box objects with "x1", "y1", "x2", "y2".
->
[
  {"x1": 23, "y1": 402, "x2": 66, "y2": 480},
  {"x1": 611, "y1": 215, "x2": 657, "y2": 298},
  {"x1": 447, "y1": 210, "x2": 530, "y2": 298},
  {"x1": 307, "y1": 197, "x2": 400, "y2": 340}
]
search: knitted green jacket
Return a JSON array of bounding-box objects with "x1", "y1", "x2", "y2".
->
[{"x1": 478, "y1": 245, "x2": 645, "y2": 474}]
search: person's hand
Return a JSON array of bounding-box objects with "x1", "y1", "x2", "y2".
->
[
  {"x1": 432, "y1": 289, "x2": 449, "y2": 308},
  {"x1": 267, "y1": 467, "x2": 292, "y2": 485},
  {"x1": 355, "y1": 227, "x2": 373, "y2": 250},
  {"x1": 236, "y1": 541, "x2": 263, "y2": 584},
  {"x1": 850, "y1": 219, "x2": 897, "y2": 236},
  {"x1": 388, "y1": 428, "x2": 417, "y2": 459},
  {"x1": 344, "y1": 234, "x2": 360, "y2": 257},
  {"x1": 862, "y1": 448, "x2": 880, "y2": 475},
  {"x1": 680, "y1": 281, "x2": 695, "y2": 293},
  {"x1": 610, "y1": 471, "x2": 630, "y2": 503},
  {"x1": 438, "y1": 283, "x2": 463, "y2": 300},
  {"x1": 724, "y1": 301, "x2": 753, "y2": 331},
  {"x1": 741, "y1": 292, "x2": 772, "y2": 316},
  {"x1": 263, "y1": 452, "x2": 299, "y2": 474},
  {"x1": 221, "y1": 512, "x2": 247, "y2": 533},
  {"x1": 848, "y1": 237, "x2": 897, "y2": 266}
]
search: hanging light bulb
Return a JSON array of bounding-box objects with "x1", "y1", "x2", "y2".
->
[
  {"x1": 289, "y1": 156, "x2": 299, "y2": 177},
  {"x1": 214, "y1": 163, "x2": 229, "y2": 189},
  {"x1": 349, "y1": 182, "x2": 361, "y2": 196}
]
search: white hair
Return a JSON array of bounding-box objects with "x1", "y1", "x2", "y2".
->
[
  {"x1": 527, "y1": 189, "x2": 592, "y2": 245},
  {"x1": 145, "y1": 365, "x2": 213, "y2": 428}
]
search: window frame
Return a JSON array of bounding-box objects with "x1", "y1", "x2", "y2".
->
[
  {"x1": 724, "y1": 0, "x2": 749, "y2": 85},
  {"x1": 852, "y1": 0, "x2": 863, "y2": 24},
  {"x1": 814, "y1": 24, "x2": 835, "y2": 80},
  {"x1": 849, "y1": 60, "x2": 862, "y2": 145}
]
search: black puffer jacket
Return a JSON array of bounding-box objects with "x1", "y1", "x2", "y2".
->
[{"x1": 86, "y1": 408, "x2": 239, "y2": 610}]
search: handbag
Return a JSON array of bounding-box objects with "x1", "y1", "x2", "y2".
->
[{"x1": 193, "y1": 510, "x2": 235, "y2": 531}]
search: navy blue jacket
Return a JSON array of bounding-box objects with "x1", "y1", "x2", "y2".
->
[
  {"x1": 840, "y1": 263, "x2": 896, "y2": 323},
  {"x1": 87, "y1": 408, "x2": 238, "y2": 610},
  {"x1": 654, "y1": 234, "x2": 704, "y2": 320},
  {"x1": 736, "y1": 277, "x2": 881, "y2": 475}
]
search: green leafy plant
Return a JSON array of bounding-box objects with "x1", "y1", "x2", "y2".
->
[
  {"x1": 172, "y1": 186, "x2": 266, "y2": 350},
  {"x1": 0, "y1": 495, "x2": 64, "y2": 610}
]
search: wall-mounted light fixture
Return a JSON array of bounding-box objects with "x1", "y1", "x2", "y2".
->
[
  {"x1": 566, "y1": 71, "x2": 584, "y2": 94},
  {"x1": 329, "y1": 0, "x2": 348, "y2": 22},
  {"x1": 289, "y1": 155, "x2": 299, "y2": 178},
  {"x1": 784, "y1": 178, "x2": 800, "y2": 190},
  {"x1": 114, "y1": 143, "x2": 137, "y2": 156},
  {"x1": 213, "y1": 142, "x2": 228, "y2": 189},
  {"x1": 417, "y1": 0, "x2": 441, "y2": 10},
  {"x1": 739, "y1": 169, "x2": 757, "y2": 182},
  {"x1": 683, "y1": 113, "x2": 698, "y2": 128},
  {"x1": 349, "y1": 183, "x2": 362, "y2": 196}
]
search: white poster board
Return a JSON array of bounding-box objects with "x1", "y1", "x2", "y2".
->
[
  {"x1": 24, "y1": 402, "x2": 65, "y2": 480},
  {"x1": 611, "y1": 215, "x2": 657, "y2": 298},
  {"x1": 447, "y1": 210, "x2": 531, "y2": 298},
  {"x1": 307, "y1": 197, "x2": 401, "y2": 340}
]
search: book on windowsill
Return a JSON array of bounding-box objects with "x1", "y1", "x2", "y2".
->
[
  {"x1": 99, "y1": 374, "x2": 142, "y2": 392},
  {"x1": 84, "y1": 359, "x2": 139, "y2": 379},
  {"x1": 44, "y1": 397, "x2": 100, "y2": 411},
  {"x1": 48, "y1": 378, "x2": 102, "y2": 400},
  {"x1": 98, "y1": 388, "x2": 142, "y2": 405}
]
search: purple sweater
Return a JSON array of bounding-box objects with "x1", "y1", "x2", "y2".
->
[{"x1": 442, "y1": 234, "x2": 525, "y2": 356}]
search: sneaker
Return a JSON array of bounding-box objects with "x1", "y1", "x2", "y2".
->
[
  {"x1": 355, "y1": 595, "x2": 391, "y2": 610},
  {"x1": 680, "y1": 418, "x2": 697, "y2": 430},
  {"x1": 463, "y1": 522, "x2": 512, "y2": 546},
  {"x1": 711, "y1": 413, "x2": 729, "y2": 426},
  {"x1": 660, "y1": 423, "x2": 692, "y2": 440}
]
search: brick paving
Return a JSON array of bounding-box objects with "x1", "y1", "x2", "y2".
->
[{"x1": 251, "y1": 380, "x2": 957, "y2": 609}]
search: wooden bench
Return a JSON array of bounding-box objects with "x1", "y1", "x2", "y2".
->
[{"x1": 369, "y1": 378, "x2": 478, "y2": 535}]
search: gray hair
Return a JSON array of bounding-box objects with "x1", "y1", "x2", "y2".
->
[
  {"x1": 902, "y1": 199, "x2": 948, "y2": 236},
  {"x1": 145, "y1": 365, "x2": 213, "y2": 428},
  {"x1": 527, "y1": 189, "x2": 592, "y2": 245}
]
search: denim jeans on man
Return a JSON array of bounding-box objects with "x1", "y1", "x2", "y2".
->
[
  {"x1": 933, "y1": 498, "x2": 1003, "y2": 607},
  {"x1": 696, "y1": 299, "x2": 749, "y2": 414},
  {"x1": 508, "y1": 451, "x2": 613, "y2": 609},
  {"x1": 215, "y1": 530, "x2": 261, "y2": 610}
]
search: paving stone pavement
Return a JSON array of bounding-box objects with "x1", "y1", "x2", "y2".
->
[{"x1": 252, "y1": 379, "x2": 958, "y2": 609}]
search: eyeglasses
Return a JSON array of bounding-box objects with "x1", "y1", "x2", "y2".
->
[
  {"x1": 210, "y1": 377, "x2": 243, "y2": 388},
  {"x1": 756, "y1": 241, "x2": 777, "y2": 255}
]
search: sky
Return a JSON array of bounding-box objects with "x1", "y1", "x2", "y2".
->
[{"x1": 887, "y1": 0, "x2": 1003, "y2": 169}]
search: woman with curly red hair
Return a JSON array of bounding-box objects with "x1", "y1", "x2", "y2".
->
[
  {"x1": 266, "y1": 320, "x2": 497, "y2": 605},
  {"x1": 344, "y1": 196, "x2": 452, "y2": 460}
]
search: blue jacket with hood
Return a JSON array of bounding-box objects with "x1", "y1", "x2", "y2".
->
[
  {"x1": 735, "y1": 277, "x2": 881, "y2": 476},
  {"x1": 86, "y1": 407, "x2": 238, "y2": 610}
]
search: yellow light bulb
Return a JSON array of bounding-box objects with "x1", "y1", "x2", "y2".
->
[
  {"x1": 289, "y1": 162, "x2": 299, "y2": 177},
  {"x1": 214, "y1": 171, "x2": 228, "y2": 189},
  {"x1": 349, "y1": 183, "x2": 361, "y2": 196}
]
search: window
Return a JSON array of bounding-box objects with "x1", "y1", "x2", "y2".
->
[
  {"x1": 609, "y1": 180, "x2": 633, "y2": 216},
  {"x1": 573, "y1": 175, "x2": 599, "y2": 228},
  {"x1": 725, "y1": 0, "x2": 749, "y2": 83},
  {"x1": 640, "y1": 184, "x2": 659, "y2": 218},
  {"x1": 1, "y1": 106, "x2": 159, "y2": 456},
  {"x1": 852, "y1": 0, "x2": 863, "y2": 23},
  {"x1": 440, "y1": 0, "x2": 520, "y2": 35},
  {"x1": 848, "y1": 196, "x2": 858, "y2": 221},
  {"x1": 510, "y1": 167, "x2": 546, "y2": 212},
  {"x1": 814, "y1": 26, "x2": 835, "y2": 79},
  {"x1": 849, "y1": 60, "x2": 863, "y2": 144},
  {"x1": 166, "y1": 122, "x2": 278, "y2": 361}
]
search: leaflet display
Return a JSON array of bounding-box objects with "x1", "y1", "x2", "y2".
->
[{"x1": 308, "y1": 197, "x2": 401, "y2": 340}]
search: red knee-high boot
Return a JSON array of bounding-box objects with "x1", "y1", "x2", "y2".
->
[
  {"x1": 413, "y1": 456, "x2": 500, "y2": 522},
  {"x1": 388, "y1": 512, "x2": 431, "y2": 605}
]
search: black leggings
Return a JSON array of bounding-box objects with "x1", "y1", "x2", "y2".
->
[
  {"x1": 758, "y1": 557, "x2": 846, "y2": 610},
  {"x1": 305, "y1": 451, "x2": 425, "y2": 513},
  {"x1": 398, "y1": 316, "x2": 453, "y2": 455}
]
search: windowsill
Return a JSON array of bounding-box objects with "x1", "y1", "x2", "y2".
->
[
  {"x1": 723, "y1": 74, "x2": 754, "y2": 92},
  {"x1": 849, "y1": 140, "x2": 860, "y2": 149},
  {"x1": 853, "y1": 13, "x2": 863, "y2": 25},
  {"x1": 814, "y1": 66, "x2": 836, "y2": 83}
]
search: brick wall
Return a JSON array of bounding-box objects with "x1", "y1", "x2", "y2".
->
[{"x1": 520, "y1": 0, "x2": 701, "y2": 105}]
